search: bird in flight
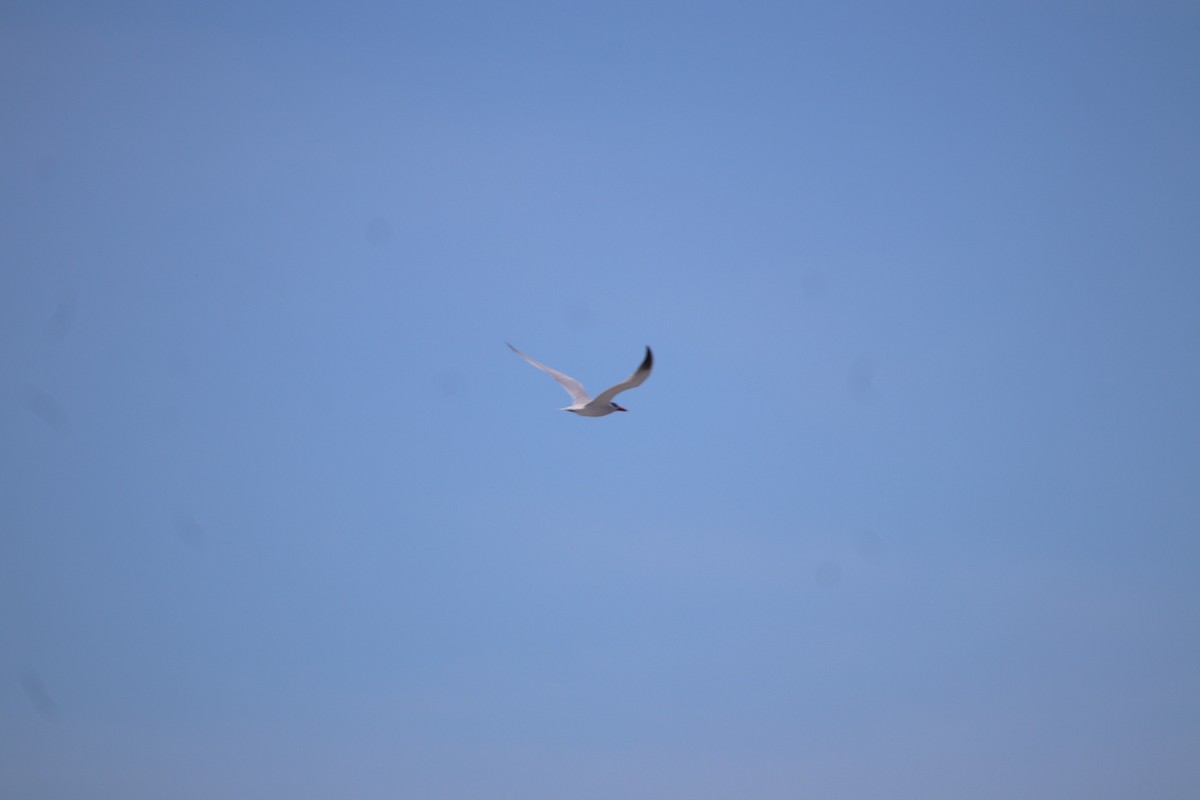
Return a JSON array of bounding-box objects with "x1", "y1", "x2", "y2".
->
[{"x1": 507, "y1": 343, "x2": 653, "y2": 417}]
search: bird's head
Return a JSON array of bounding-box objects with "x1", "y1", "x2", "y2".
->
[{"x1": 611, "y1": 402, "x2": 627, "y2": 412}]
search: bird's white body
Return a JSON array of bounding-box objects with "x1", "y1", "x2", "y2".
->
[
  {"x1": 564, "y1": 402, "x2": 623, "y2": 417},
  {"x1": 507, "y1": 343, "x2": 654, "y2": 417}
]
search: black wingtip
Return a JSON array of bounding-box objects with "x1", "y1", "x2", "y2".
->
[{"x1": 641, "y1": 346, "x2": 653, "y2": 371}]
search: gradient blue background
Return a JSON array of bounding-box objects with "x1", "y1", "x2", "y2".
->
[{"x1": 4, "y1": 2, "x2": 1199, "y2": 797}]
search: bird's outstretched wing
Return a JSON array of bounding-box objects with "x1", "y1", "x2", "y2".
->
[
  {"x1": 591, "y1": 346, "x2": 653, "y2": 406},
  {"x1": 507, "y1": 343, "x2": 591, "y2": 405}
]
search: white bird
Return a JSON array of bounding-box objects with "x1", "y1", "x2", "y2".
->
[{"x1": 507, "y1": 342, "x2": 653, "y2": 416}]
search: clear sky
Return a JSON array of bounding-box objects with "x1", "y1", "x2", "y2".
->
[{"x1": 3, "y1": 2, "x2": 1199, "y2": 797}]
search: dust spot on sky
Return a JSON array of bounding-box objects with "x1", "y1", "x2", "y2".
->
[
  {"x1": 562, "y1": 298, "x2": 592, "y2": 331},
  {"x1": 847, "y1": 356, "x2": 877, "y2": 402},
  {"x1": 438, "y1": 370, "x2": 464, "y2": 397},
  {"x1": 801, "y1": 268, "x2": 828, "y2": 298},
  {"x1": 172, "y1": 509, "x2": 205, "y2": 548},
  {"x1": 20, "y1": 670, "x2": 58, "y2": 720},
  {"x1": 815, "y1": 560, "x2": 843, "y2": 588},
  {"x1": 158, "y1": 403, "x2": 184, "y2": 433},
  {"x1": 21, "y1": 384, "x2": 71, "y2": 433},
  {"x1": 35, "y1": 156, "x2": 59, "y2": 182},
  {"x1": 46, "y1": 287, "x2": 76, "y2": 341},
  {"x1": 854, "y1": 529, "x2": 882, "y2": 562},
  {"x1": 365, "y1": 217, "x2": 392, "y2": 246}
]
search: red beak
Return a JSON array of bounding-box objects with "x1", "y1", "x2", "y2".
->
[{"x1": 614, "y1": 406, "x2": 627, "y2": 412}]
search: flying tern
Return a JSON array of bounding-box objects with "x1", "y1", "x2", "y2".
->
[{"x1": 507, "y1": 342, "x2": 653, "y2": 416}]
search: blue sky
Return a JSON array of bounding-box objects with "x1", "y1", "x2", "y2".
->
[{"x1": 3, "y1": 2, "x2": 1199, "y2": 797}]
